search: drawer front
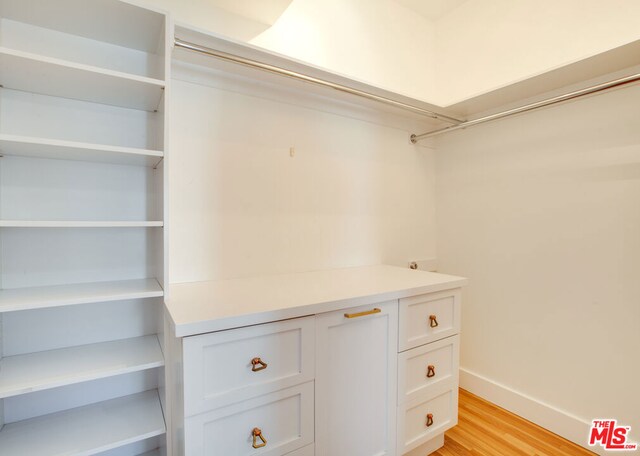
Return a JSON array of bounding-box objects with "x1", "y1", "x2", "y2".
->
[
  {"x1": 399, "y1": 289, "x2": 461, "y2": 351},
  {"x1": 286, "y1": 444, "x2": 314, "y2": 455},
  {"x1": 398, "y1": 335, "x2": 459, "y2": 404},
  {"x1": 184, "y1": 382, "x2": 314, "y2": 456},
  {"x1": 397, "y1": 387, "x2": 458, "y2": 455},
  {"x1": 184, "y1": 317, "x2": 315, "y2": 416}
]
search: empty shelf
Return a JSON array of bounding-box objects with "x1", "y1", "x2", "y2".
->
[
  {"x1": 0, "y1": 0, "x2": 166, "y2": 53},
  {"x1": 0, "y1": 335, "x2": 164, "y2": 399},
  {"x1": 0, "y1": 220, "x2": 164, "y2": 227},
  {"x1": 0, "y1": 278, "x2": 164, "y2": 313},
  {"x1": 0, "y1": 390, "x2": 166, "y2": 456},
  {"x1": 0, "y1": 134, "x2": 163, "y2": 167},
  {"x1": 0, "y1": 47, "x2": 165, "y2": 111}
]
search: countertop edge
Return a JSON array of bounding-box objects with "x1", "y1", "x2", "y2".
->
[{"x1": 170, "y1": 277, "x2": 467, "y2": 337}]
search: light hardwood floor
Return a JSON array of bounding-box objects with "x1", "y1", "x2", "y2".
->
[{"x1": 432, "y1": 389, "x2": 596, "y2": 456}]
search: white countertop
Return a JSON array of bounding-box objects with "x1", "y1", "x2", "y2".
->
[{"x1": 165, "y1": 265, "x2": 467, "y2": 337}]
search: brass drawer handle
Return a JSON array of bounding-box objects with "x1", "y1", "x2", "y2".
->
[
  {"x1": 251, "y1": 357, "x2": 268, "y2": 372},
  {"x1": 252, "y1": 427, "x2": 267, "y2": 448},
  {"x1": 344, "y1": 308, "x2": 381, "y2": 319},
  {"x1": 426, "y1": 365, "x2": 436, "y2": 378},
  {"x1": 426, "y1": 413, "x2": 434, "y2": 427},
  {"x1": 429, "y1": 314, "x2": 439, "y2": 328}
]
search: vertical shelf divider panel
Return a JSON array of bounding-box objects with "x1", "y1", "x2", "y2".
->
[
  {"x1": 158, "y1": 15, "x2": 172, "y2": 456},
  {"x1": 0, "y1": 1, "x2": 169, "y2": 454},
  {"x1": 0, "y1": 313, "x2": 4, "y2": 431}
]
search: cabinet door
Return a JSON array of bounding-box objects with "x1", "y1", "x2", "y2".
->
[{"x1": 315, "y1": 301, "x2": 398, "y2": 456}]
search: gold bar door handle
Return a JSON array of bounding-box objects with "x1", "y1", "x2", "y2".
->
[{"x1": 344, "y1": 308, "x2": 382, "y2": 319}]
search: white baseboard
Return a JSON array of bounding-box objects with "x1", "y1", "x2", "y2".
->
[{"x1": 459, "y1": 367, "x2": 604, "y2": 455}]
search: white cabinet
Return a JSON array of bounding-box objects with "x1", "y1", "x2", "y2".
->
[
  {"x1": 168, "y1": 266, "x2": 466, "y2": 456},
  {"x1": 315, "y1": 301, "x2": 398, "y2": 456},
  {"x1": 396, "y1": 290, "x2": 462, "y2": 455},
  {"x1": 180, "y1": 318, "x2": 316, "y2": 456}
]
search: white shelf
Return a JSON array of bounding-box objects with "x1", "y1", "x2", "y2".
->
[
  {"x1": 0, "y1": 0, "x2": 166, "y2": 53},
  {"x1": 0, "y1": 390, "x2": 166, "y2": 456},
  {"x1": 0, "y1": 47, "x2": 165, "y2": 111},
  {"x1": 0, "y1": 335, "x2": 164, "y2": 399},
  {"x1": 0, "y1": 220, "x2": 164, "y2": 228},
  {"x1": 0, "y1": 134, "x2": 163, "y2": 167},
  {"x1": 0, "y1": 278, "x2": 164, "y2": 313}
]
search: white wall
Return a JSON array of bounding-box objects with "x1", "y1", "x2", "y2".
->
[
  {"x1": 436, "y1": 85, "x2": 640, "y2": 450},
  {"x1": 169, "y1": 68, "x2": 437, "y2": 283},
  {"x1": 251, "y1": 0, "x2": 439, "y2": 103},
  {"x1": 436, "y1": 0, "x2": 640, "y2": 105}
]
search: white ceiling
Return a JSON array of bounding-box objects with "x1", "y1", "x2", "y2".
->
[
  {"x1": 208, "y1": 0, "x2": 294, "y2": 26},
  {"x1": 393, "y1": 0, "x2": 468, "y2": 21},
  {"x1": 209, "y1": 0, "x2": 468, "y2": 27}
]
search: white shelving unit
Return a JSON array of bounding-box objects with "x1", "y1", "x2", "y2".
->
[
  {"x1": 0, "y1": 390, "x2": 166, "y2": 456},
  {"x1": 0, "y1": 1, "x2": 169, "y2": 455}
]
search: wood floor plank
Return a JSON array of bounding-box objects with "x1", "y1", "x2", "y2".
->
[
  {"x1": 458, "y1": 398, "x2": 559, "y2": 456},
  {"x1": 430, "y1": 389, "x2": 596, "y2": 456}
]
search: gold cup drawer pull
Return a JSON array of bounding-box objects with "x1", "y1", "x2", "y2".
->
[
  {"x1": 429, "y1": 314, "x2": 439, "y2": 328},
  {"x1": 426, "y1": 364, "x2": 436, "y2": 378},
  {"x1": 344, "y1": 308, "x2": 381, "y2": 319},
  {"x1": 252, "y1": 427, "x2": 267, "y2": 448},
  {"x1": 251, "y1": 357, "x2": 268, "y2": 372},
  {"x1": 426, "y1": 413, "x2": 434, "y2": 427}
]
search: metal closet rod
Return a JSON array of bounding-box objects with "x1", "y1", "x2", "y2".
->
[
  {"x1": 174, "y1": 36, "x2": 464, "y2": 124},
  {"x1": 411, "y1": 72, "x2": 640, "y2": 143}
]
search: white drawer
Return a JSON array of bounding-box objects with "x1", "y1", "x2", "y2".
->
[
  {"x1": 183, "y1": 317, "x2": 315, "y2": 416},
  {"x1": 397, "y1": 387, "x2": 458, "y2": 455},
  {"x1": 398, "y1": 335, "x2": 459, "y2": 404},
  {"x1": 184, "y1": 382, "x2": 314, "y2": 456},
  {"x1": 399, "y1": 289, "x2": 461, "y2": 351},
  {"x1": 286, "y1": 444, "x2": 314, "y2": 455}
]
